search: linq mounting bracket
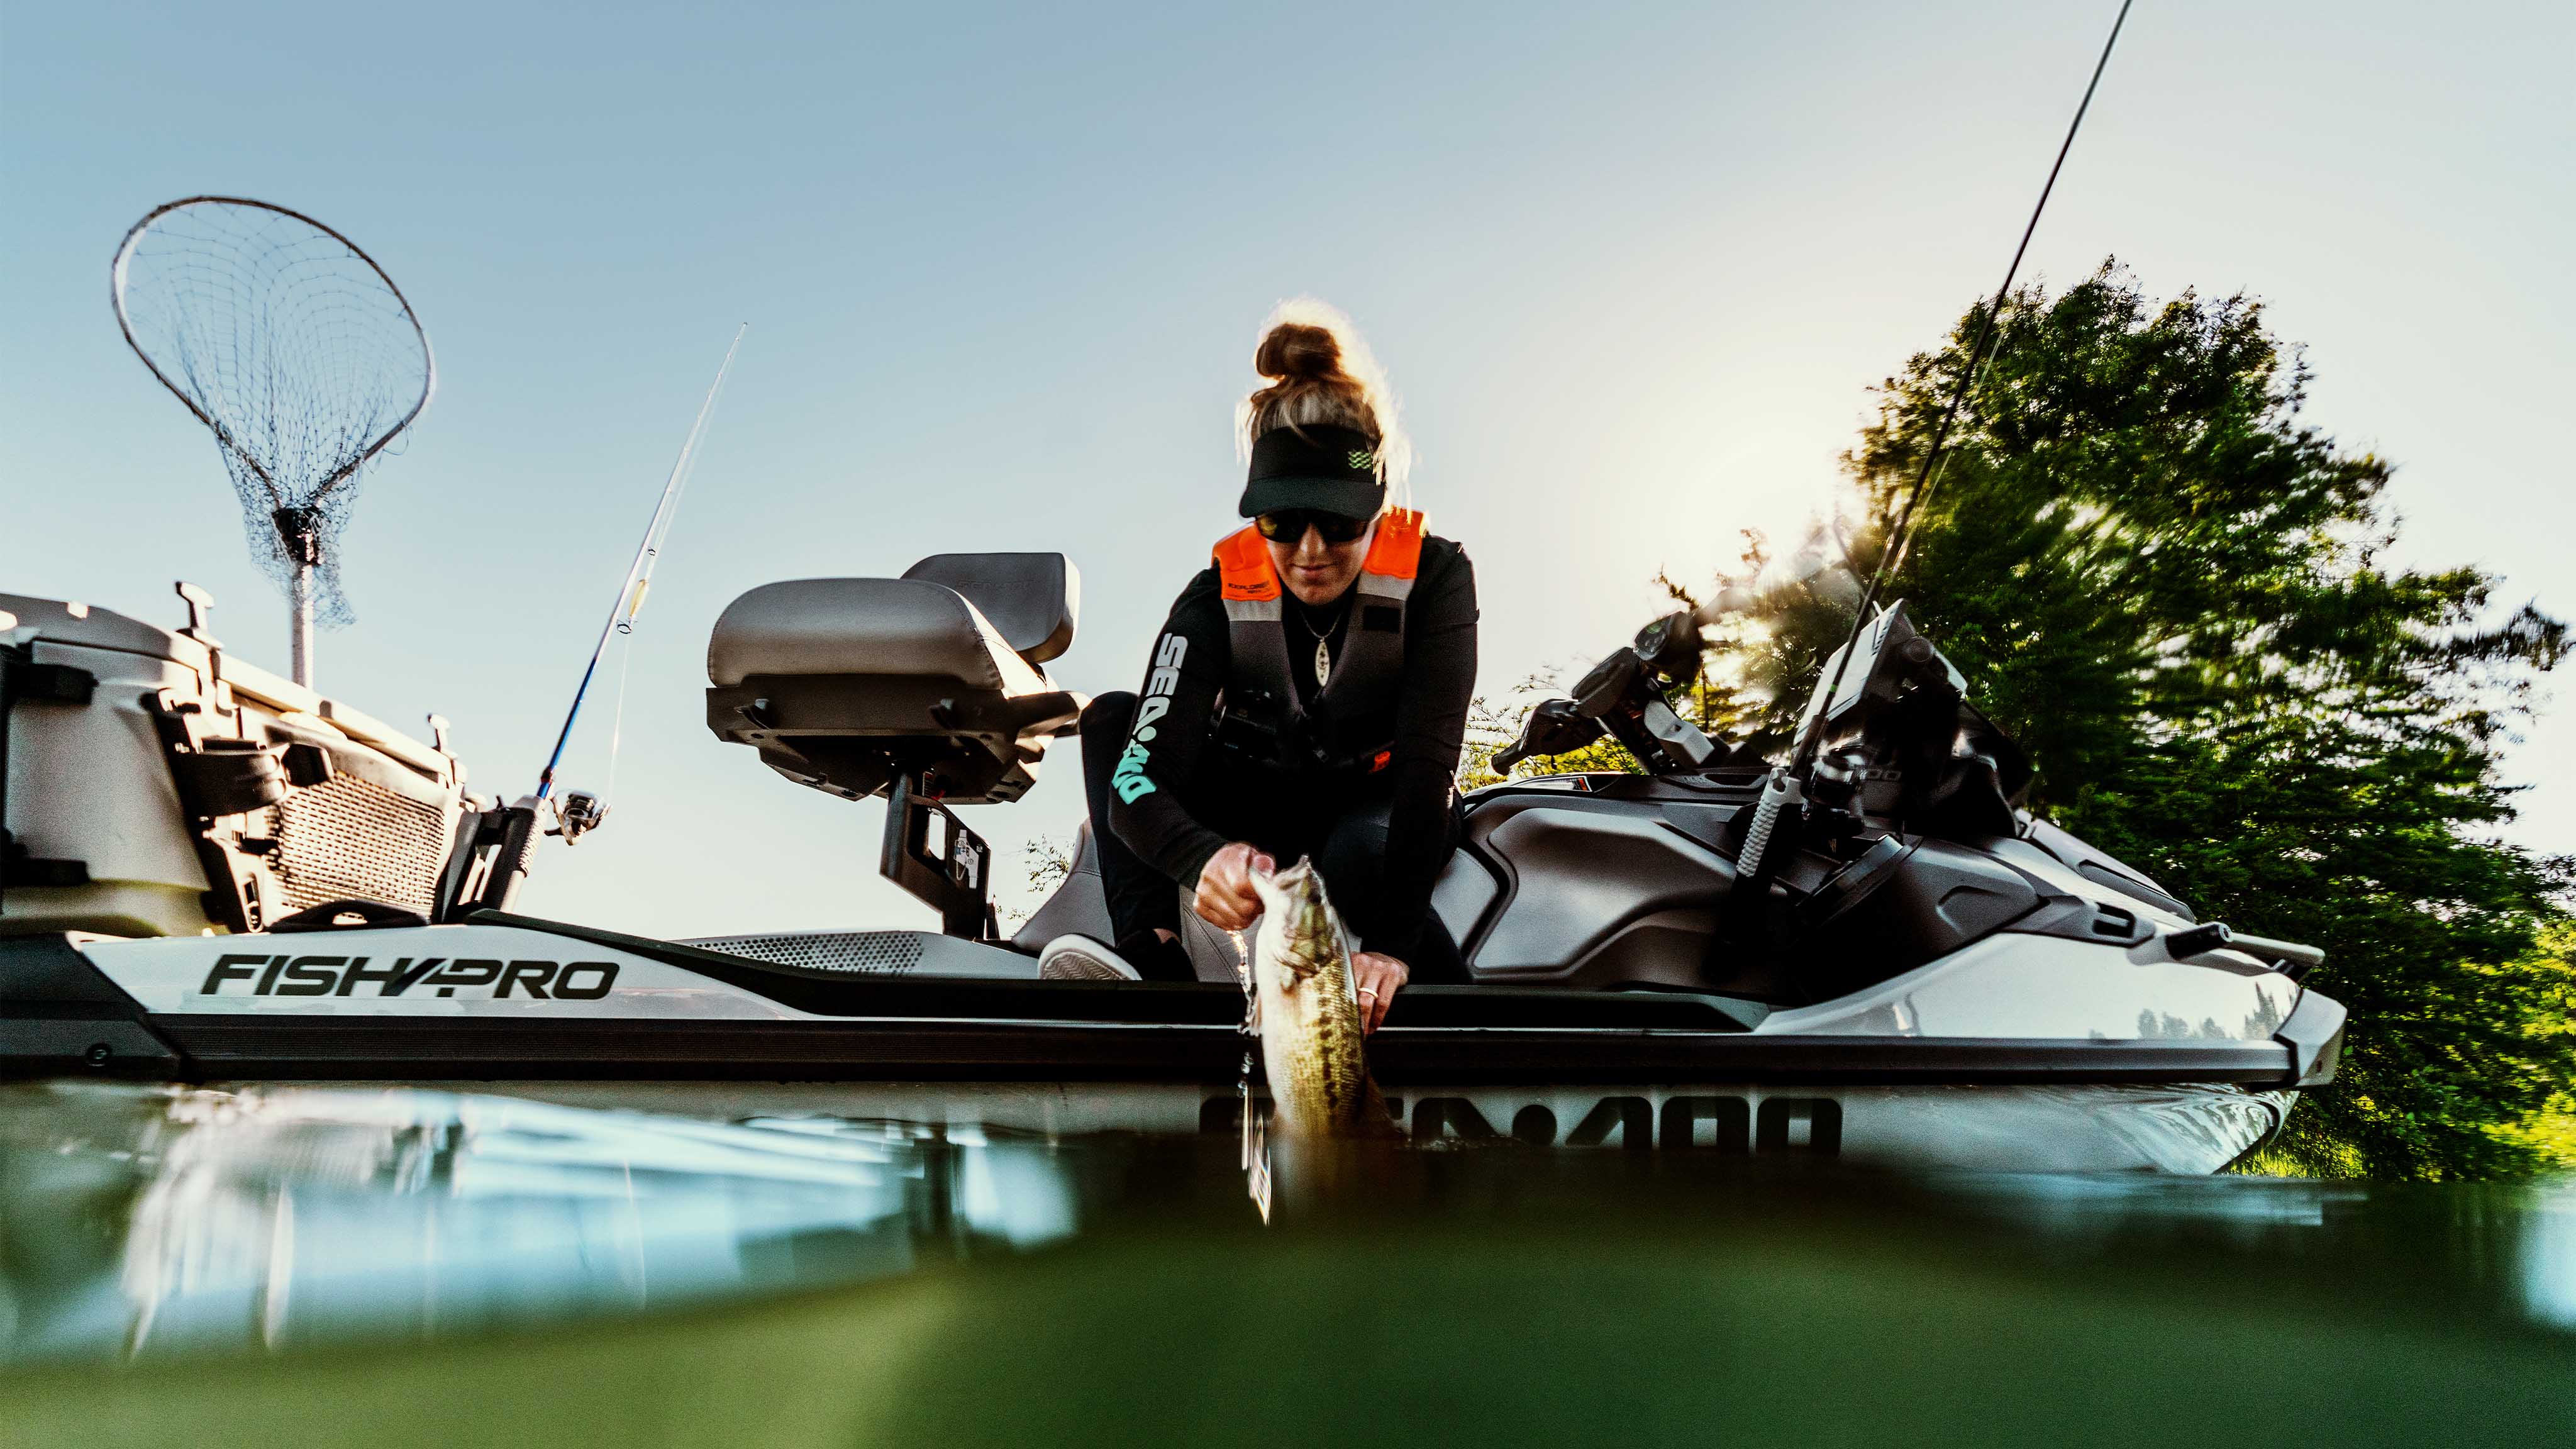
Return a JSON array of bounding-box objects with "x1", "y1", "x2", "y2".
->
[{"x1": 880, "y1": 774, "x2": 995, "y2": 940}]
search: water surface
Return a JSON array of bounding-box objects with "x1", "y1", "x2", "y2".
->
[{"x1": 2, "y1": 1080, "x2": 2569, "y2": 1446}]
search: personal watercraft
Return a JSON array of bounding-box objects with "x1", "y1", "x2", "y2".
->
[{"x1": 1, "y1": 554, "x2": 2343, "y2": 1174}]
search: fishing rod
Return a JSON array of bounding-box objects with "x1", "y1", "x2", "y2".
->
[
  {"x1": 1789, "y1": 0, "x2": 2135, "y2": 774},
  {"x1": 534, "y1": 323, "x2": 748, "y2": 806}
]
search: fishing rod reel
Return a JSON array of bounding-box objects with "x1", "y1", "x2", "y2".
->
[
  {"x1": 547, "y1": 789, "x2": 611, "y2": 845},
  {"x1": 425, "y1": 786, "x2": 612, "y2": 924}
]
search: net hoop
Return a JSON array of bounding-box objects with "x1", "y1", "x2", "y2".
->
[{"x1": 109, "y1": 195, "x2": 437, "y2": 506}]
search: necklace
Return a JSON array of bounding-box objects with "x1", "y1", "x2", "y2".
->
[{"x1": 1291, "y1": 604, "x2": 1340, "y2": 687}]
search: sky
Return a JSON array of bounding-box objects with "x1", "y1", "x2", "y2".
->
[{"x1": 4, "y1": 1, "x2": 2570, "y2": 938}]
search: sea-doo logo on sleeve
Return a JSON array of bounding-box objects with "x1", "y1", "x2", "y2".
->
[
  {"x1": 1112, "y1": 633, "x2": 1187, "y2": 804},
  {"x1": 197, "y1": 953, "x2": 620, "y2": 999}
]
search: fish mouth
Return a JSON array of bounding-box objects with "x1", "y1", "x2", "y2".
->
[
  {"x1": 1249, "y1": 858, "x2": 1343, "y2": 970},
  {"x1": 1265, "y1": 857, "x2": 1319, "y2": 888},
  {"x1": 1251, "y1": 857, "x2": 1324, "y2": 914},
  {"x1": 1279, "y1": 873, "x2": 1344, "y2": 958}
]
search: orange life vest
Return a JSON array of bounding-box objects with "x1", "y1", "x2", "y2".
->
[{"x1": 1211, "y1": 510, "x2": 1425, "y2": 774}]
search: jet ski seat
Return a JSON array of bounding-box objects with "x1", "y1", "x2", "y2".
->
[{"x1": 706, "y1": 553, "x2": 1084, "y2": 805}]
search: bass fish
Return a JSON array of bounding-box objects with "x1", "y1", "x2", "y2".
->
[{"x1": 1246, "y1": 858, "x2": 1399, "y2": 1138}]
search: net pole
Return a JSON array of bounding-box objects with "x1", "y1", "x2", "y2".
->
[{"x1": 291, "y1": 560, "x2": 316, "y2": 689}]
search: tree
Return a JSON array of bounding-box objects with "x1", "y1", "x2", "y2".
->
[{"x1": 1485, "y1": 262, "x2": 2573, "y2": 1179}]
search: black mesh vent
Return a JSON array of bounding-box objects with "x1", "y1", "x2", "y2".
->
[{"x1": 682, "y1": 932, "x2": 927, "y2": 975}]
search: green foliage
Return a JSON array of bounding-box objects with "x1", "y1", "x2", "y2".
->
[
  {"x1": 2491, "y1": 923, "x2": 2576, "y2": 1174},
  {"x1": 1485, "y1": 262, "x2": 2574, "y2": 1179},
  {"x1": 1000, "y1": 833, "x2": 1077, "y2": 933}
]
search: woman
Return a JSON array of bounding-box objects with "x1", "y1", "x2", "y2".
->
[{"x1": 1046, "y1": 302, "x2": 1479, "y2": 1030}]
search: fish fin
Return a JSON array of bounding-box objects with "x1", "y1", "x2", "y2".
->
[{"x1": 1361, "y1": 1078, "x2": 1404, "y2": 1140}]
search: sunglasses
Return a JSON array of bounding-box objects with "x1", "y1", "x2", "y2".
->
[{"x1": 1253, "y1": 509, "x2": 1371, "y2": 545}]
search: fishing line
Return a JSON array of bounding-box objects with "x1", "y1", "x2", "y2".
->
[
  {"x1": 535, "y1": 323, "x2": 747, "y2": 801},
  {"x1": 603, "y1": 625, "x2": 637, "y2": 799},
  {"x1": 592, "y1": 335, "x2": 734, "y2": 798},
  {"x1": 1794, "y1": 0, "x2": 2135, "y2": 770}
]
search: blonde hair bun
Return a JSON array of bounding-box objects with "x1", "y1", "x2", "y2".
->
[
  {"x1": 1237, "y1": 298, "x2": 1411, "y2": 489},
  {"x1": 1255, "y1": 322, "x2": 1347, "y2": 382}
]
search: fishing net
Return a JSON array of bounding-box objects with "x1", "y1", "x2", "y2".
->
[{"x1": 111, "y1": 197, "x2": 435, "y2": 628}]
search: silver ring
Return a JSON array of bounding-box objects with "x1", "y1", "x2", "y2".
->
[{"x1": 1358, "y1": 988, "x2": 1379, "y2": 1001}]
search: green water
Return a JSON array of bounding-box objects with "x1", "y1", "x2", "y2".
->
[{"x1": 2, "y1": 1080, "x2": 2570, "y2": 1446}]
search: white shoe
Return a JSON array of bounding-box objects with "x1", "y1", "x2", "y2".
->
[{"x1": 1038, "y1": 934, "x2": 1143, "y2": 982}]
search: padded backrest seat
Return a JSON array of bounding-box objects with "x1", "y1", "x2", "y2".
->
[
  {"x1": 705, "y1": 554, "x2": 1084, "y2": 806},
  {"x1": 708, "y1": 577, "x2": 1051, "y2": 698},
  {"x1": 901, "y1": 553, "x2": 1078, "y2": 665}
]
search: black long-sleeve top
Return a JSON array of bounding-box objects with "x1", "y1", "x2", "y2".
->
[{"x1": 1106, "y1": 534, "x2": 1479, "y2": 960}]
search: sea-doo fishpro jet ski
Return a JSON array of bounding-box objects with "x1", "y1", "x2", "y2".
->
[{"x1": 1, "y1": 553, "x2": 2343, "y2": 1174}]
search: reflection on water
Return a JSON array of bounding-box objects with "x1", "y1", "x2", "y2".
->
[
  {"x1": 3, "y1": 1079, "x2": 2573, "y2": 1370},
  {"x1": 2527, "y1": 1192, "x2": 2576, "y2": 1330},
  {"x1": 0, "y1": 1083, "x2": 1089, "y2": 1362}
]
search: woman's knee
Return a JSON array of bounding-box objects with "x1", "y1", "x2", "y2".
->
[
  {"x1": 1084, "y1": 691, "x2": 1138, "y2": 736},
  {"x1": 1080, "y1": 692, "x2": 1138, "y2": 779},
  {"x1": 1313, "y1": 803, "x2": 1395, "y2": 912},
  {"x1": 1318, "y1": 798, "x2": 1395, "y2": 866}
]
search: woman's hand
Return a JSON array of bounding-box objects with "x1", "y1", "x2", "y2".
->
[
  {"x1": 1192, "y1": 842, "x2": 1274, "y2": 931},
  {"x1": 1351, "y1": 952, "x2": 1408, "y2": 1035}
]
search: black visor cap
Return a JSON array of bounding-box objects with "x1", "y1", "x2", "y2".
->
[{"x1": 1238, "y1": 424, "x2": 1387, "y2": 519}]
